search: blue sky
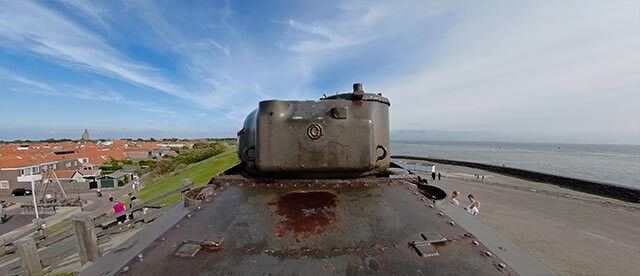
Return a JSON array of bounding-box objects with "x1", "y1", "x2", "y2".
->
[{"x1": 0, "y1": 1, "x2": 638, "y2": 144}]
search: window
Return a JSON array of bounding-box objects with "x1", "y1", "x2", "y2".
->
[
  {"x1": 33, "y1": 166, "x2": 39, "y2": 174},
  {"x1": 53, "y1": 164, "x2": 57, "y2": 170},
  {"x1": 21, "y1": 167, "x2": 32, "y2": 175},
  {"x1": 66, "y1": 162, "x2": 71, "y2": 168},
  {"x1": 0, "y1": 181, "x2": 8, "y2": 189}
]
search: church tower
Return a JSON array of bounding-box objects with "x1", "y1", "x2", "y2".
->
[{"x1": 81, "y1": 129, "x2": 90, "y2": 141}]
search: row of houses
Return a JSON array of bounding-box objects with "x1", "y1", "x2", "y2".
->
[
  {"x1": 0, "y1": 138, "x2": 189, "y2": 195},
  {"x1": 0, "y1": 156, "x2": 92, "y2": 195}
]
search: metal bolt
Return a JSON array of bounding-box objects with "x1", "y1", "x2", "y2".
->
[
  {"x1": 473, "y1": 241, "x2": 479, "y2": 246},
  {"x1": 449, "y1": 221, "x2": 455, "y2": 226},
  {"x1": 438, "y1": 212, "x2": 444, "y2": 216},
  {"x1": 187, "y1": 214, "x2": 192, "y2": 218},
  {"x1": 122, "y1": 266, "x2": 130, "y2": 272},
  {"x1": 499, "y1": 263, "x2": 506, "y2": 269},
  {"x1": 484, "y1": 251, "x2": 493, "y2": 257},
  {"x1": 429, "y1": 205, "x2": 434, "y2": 208}
]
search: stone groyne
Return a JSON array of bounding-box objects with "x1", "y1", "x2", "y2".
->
[{"x1": 391, "y1": 155, "x2": 640, "y2": 204}]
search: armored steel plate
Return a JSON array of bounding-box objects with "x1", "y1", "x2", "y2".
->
[{"x1": 117, "y1": 178, "x2": 515, "y2": 275}]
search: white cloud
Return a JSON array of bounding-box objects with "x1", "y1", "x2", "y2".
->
[
  {"x1": 59, "y1": 0, "x2": 113, "y2": 34},
  {"x1": 283, "y1": 0, "x2": 640, "y2": 144},
  {"x1": 287, "y1": 1, "x2": 452, "y2": 53},
  {"x1": 1, "y1": 0, "x2": 638, "y2": 143},
  {"x1": 376, "y1": 1, "x2": 640, "y2": 143},
  {"x1": 0, "y1": 1, "x2": 201, "y2": 105},
  {"x1": 0, "y1": 67, "x2": 175, "y2": 115}
]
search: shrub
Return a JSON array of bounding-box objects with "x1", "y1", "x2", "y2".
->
[
  {"x1": 175, "y1": 163, "x2": 187, "y2": 171},
  {"x1": 153, "y1": 160, "x2": 176, "y2": 175}
]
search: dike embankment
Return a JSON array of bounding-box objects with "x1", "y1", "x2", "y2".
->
[{"x1": 391, "y1": 155, "x2": 640, "y2": 203}]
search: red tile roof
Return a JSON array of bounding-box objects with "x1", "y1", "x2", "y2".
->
[
  {"x1": 43, "y1": 170, "x2": 76, "y2": 180},
  {"x1": 0, "y1": 140, "x2": 189, "y2": 168}
]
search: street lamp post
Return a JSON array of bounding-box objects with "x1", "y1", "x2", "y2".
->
[{"x1": 30, "y1": 178, "x2": 39, "y2": 219}]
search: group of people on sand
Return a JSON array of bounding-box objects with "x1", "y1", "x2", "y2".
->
[
  {"x1": 474, "y1": 174, "x2": 485, "y2": 181},
  {"x1": 449, "y1": 190, "x2": 480, "y2": 216}
]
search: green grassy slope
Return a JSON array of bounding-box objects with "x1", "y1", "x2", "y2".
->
[{"x1": 135, "y1": 149, "x2": 238, "y2": 205}]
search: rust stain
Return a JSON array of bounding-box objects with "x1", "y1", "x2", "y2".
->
[{"x1": 268, "y1": 190, "x2": 339, "y2": 242}]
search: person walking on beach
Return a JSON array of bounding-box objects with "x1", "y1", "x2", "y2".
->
[
  {"x1": 465, "y1": 194, "x2": 480, "y2": 216},
  {"x1": 481, "y1": 175, "x2": 484, "y2": 181},
  {"x1": 449, "y1": 190, "x2": 460, "y2": 206},
  {"x1": 108, "y1": 193, "x2": 113, "y2": 202},
  {"x1": 438, "y1": 172, "x2": 441, "y2": 181},
  {"x1": 431, "y1": 172, "x2": 436, "y2": 181}
]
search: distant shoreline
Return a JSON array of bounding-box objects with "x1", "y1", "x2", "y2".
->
[
  {"x1": 392, "y1": 155, "x2": 640, "y2": 203},
  {"x1": 391, "y1": 139, "x2": 640, "y2": 147}
]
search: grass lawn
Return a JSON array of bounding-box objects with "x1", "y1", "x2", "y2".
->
[
  {"x1": 43, "y1": 218, "x2": 72, "y2": 236},
  {"x1": 134, "y1": 149, "x2": 238, "y2": 205}
]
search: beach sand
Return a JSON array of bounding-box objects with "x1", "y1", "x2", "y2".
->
[{"x1": 422, "y1": 162, "x2": 640, "y2": 276}]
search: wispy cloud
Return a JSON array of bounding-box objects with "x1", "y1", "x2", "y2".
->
[
  {"x1": 0, "y1": 67, "x2": 174, "y2": 115},
  {"x1": 59, "y1": 0, "x2": 113, "y2": 34},
  {"x1": 287, "y1": 1, "x2": 452, "y2": 53},
  {"x1": 0, "y1": 69, "x2": 55, "y2": 93},
  {"x1": 0, "y1": 1, "x2": 194, "y2": 103},
  {"x1": 376, "y1": 1, "x2": 640, "y2": 143},
  {"x1": 0, "y1": 0, "x2": 638, "y2": 143}
]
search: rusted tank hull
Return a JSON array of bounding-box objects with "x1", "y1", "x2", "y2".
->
[{"x1": 116, "y1": 175, "x2": 516, "y2": 276}]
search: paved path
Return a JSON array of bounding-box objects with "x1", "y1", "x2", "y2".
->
[
  {"x1": 422, "y1": 162, "x2": 640, "y2": 276},
  {"x1": 0, "y1": 214, "x2": 48, "y2": 236},
  {"x1": 0, "y1": 182, "x2": 141, "y2": 275},
  {"x1": 0, "y1": 183, "x2": 137, "y2": 236}
]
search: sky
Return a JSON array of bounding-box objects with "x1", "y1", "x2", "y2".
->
[{"x1": 0, "y1": 0, "x2": 638, "y2": 144}]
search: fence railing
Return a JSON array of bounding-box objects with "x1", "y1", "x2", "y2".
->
[{"x1": 1, "y1": 179, "x2": 194, "y2": 276}]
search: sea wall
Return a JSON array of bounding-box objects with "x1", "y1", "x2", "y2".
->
[{"x1": 391, "y1": 155, "x2": 640, "y2": 204}]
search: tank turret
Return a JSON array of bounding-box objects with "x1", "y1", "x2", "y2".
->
[{"x1": 237, "y1": 83, "x2": 390, "y2": 178}]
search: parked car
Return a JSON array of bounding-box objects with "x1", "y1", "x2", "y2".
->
[{"x1": 10, "y1": 188, "x2": 32, "y2": 196}]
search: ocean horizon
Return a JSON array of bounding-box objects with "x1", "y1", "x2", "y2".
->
[{"x1": 391, "y1": 140, "x2": 640, "y2": 189}]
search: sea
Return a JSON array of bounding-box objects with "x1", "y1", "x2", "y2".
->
[{"x1": 391, "y1": 141, "x2": 640, "y2": 189}]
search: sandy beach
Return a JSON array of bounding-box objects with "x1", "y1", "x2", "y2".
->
[{"x1": 420, "y1": 162, "x2": 640, "y2": 276}]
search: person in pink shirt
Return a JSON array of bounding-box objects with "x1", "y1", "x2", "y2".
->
[{"x1": 113, "y1": 200, "x2": 126, "y2": 224}]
